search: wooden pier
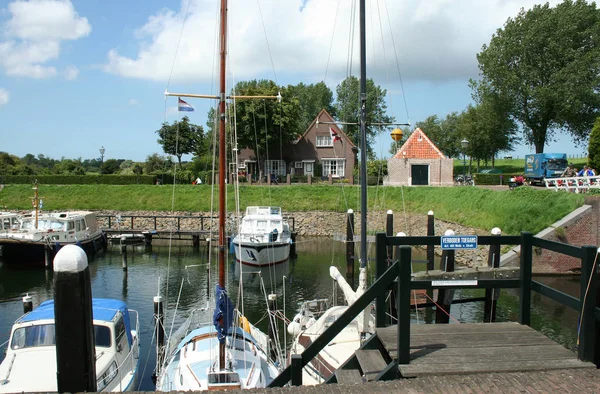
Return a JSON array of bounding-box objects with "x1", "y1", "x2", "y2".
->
[{"x1": 377, "y1": 322, "x2": 594, "y2": 377}]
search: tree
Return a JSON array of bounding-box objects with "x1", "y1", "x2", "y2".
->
[
  {"x1": 474, "y1": 0, "x2": 600, "y2": 153},
  {"x1": 156, "y1": 116, "x2": 204, "y2": 167},
  {"x1": 145, "y1": 153, "x2": 173, "y2": 174},
  {"x1": 334, "y1": 76, "x2": 393, "y2": 158},
  {"x1": 287, "y1": 82, "x2": 335, "y2": 131},
  {"x1": 416, "y1": 113, "x2": 462, "y2": 158},
  {"x1": 589, "y1": 117, "x2": 600, "y2": 172},
  {"x1": 100, "y1": 159, "x2": 121, "y2": 175},
  {"x1": 233, "y1": 80, "x2": 301, "y2": 165}
]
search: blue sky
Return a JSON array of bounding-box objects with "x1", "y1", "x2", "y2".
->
[{"x1": 0, "y1": 0, "x2": 585, "y2": 164}]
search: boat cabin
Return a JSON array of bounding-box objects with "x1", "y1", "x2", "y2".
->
[
  {"x1": 18, "y1": 211, "x2": 100, "y2": 242},
  {"x1": 0, "y1": 213, "x2": 20, "y2": 232},
  {"x1": 239, "y1": 206, "x2": 288, "y2": 238}
]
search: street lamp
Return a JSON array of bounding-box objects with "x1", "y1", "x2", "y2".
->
[
  {"x1": 461, "y1": 138, "x2": 469, "y2": 179},
  {"x1": 99, "y1": 146, "x2": 105, "y2": 166}
]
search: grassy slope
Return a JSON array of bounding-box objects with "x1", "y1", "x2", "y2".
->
[{"x1": 0, "y1": 184, "x2": 584, "y2": 235}]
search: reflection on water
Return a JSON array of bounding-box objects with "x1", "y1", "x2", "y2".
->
[{"x1": 0, "y1": 238, "x2": 582, "y2": 390}]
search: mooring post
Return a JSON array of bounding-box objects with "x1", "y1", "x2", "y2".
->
[
  {"x1": 144, "y1": 232, "x2": 152, "y2": 247},
  {"x1": 386, "y1": 210, "x2": 393, "y2": 263},
  {"x1": 53, "y1": 245, "x2": 97, "y2": 393},
  {"x1": 154, "y1": 295, "x2": 165, "y2": 366},
  {"x1": 387, "y1": 232, "x2": 406, "y2": 325},
  {"x1": 436, "y1": 229, "x2": 455, "y2": 324},
  {"x1": 397, "y1": 246, "x2": 411, "y2": 365},
  {"x1": 267, "y1": 294, "x2": 279, "y2": 360},
  {"x1": 44, "y1": 247, "x2": 52, "y2": 269},
  {"x1": 291, "y1": 354, "x2": 302, "y2": 386},
  {"x1": 346, "y1": 209, "x2": 355, "y2": 283},
  {"x1": 426, "y1": 210, "x2": 435, "y2": 324},
  {"x1": 22, "y1": 294, "x2": 32, "y2": 313},
  {"x1": 192, "y1": 235, "x2": 200, "y2": 249},
  {"x1": 375, "y1": 232, "x2": 387, "y2": 328},
  {"x1": 519, "y1": 232, "x2": 533, "y2": 326},
  {"x1": 121, "y1": 243, "x2": 128, "y2": 271},
  {"x1": 290, "y1": 232, "x2": 297, "y2": 258},
  {"x1": 578, "y1": 245, "x2": 598, "y2": 363},
  {"x1": 484, "y1": 227, "x2": 502, "y2": 322}
]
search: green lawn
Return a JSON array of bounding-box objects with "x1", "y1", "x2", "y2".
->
[{"x1": 0, "y1": 183, "x2": 584, "y2": 236}]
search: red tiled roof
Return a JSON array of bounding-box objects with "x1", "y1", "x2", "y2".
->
[{"x1": 393, "y1": 128, "x2": 446, "y2": 159}]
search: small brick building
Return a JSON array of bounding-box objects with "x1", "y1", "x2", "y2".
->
[{"x1": 385, "y1": 128, "x2": 454, "y2": 186}]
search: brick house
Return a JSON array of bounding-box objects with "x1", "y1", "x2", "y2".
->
[
  {"x1": 236, "y1": 109, "x2": 357, "y2": 181},
  {"x1": 385, "y1": 128, "x2": 454, "y2": 186}
]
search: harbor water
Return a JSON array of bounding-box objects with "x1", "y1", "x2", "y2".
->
[{"x1": 0, "y1": 237, "x2": 581, "y2": 391}]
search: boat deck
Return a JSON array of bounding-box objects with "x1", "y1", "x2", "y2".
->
[{"x1": 376, "y1": 322, "x2": 595, "y2": 377}]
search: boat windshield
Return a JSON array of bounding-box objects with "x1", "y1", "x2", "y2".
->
[
  {"x1": 20, "y1": 219, "x2": 65, "y2": 231},
  {"x1": 11, "y1": 324, "x2": 112, "y2": 349}
]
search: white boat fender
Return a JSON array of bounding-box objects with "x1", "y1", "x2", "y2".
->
[{"x1": 288, "y1": 321, "x2": 301, "y2": 336}]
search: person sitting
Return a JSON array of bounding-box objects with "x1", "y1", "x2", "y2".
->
[{"x1": 561, "y1": 163, "x2": 577, "y2": 178}]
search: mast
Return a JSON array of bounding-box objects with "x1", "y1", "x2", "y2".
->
[
  {"x1": 359, "y1": 0, "x2": 367, "y2": 268},
  {"x1": 218, "y1": 0, "x2": 228, "y2": 370}
]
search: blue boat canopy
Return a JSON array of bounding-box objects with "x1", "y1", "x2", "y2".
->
[{"x1": 17, "y1": 298, "x2": 133, "y2": 345}]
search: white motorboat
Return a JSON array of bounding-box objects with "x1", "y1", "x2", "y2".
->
[
  {"x1": 231, "y1": 206, "x2": 292, "y2": 268},
  {"x1": 0, "y1": 298, "x2": 140, "y2": 393},
  {"x1": 0, "y1": 210, "x2": 107, "y2": 266},
  {"x1": 0, "y1": 212, "x2": 20, "y2": 233}
]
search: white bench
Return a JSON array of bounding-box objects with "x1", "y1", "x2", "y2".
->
[{"x1": 544, "y1": 176, "x2": 600, "y2": 193}]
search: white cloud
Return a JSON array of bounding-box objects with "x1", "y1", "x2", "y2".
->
[
  {"x1": 0, "y1": 89, "x2": 9, "y2": 107},
  {"x1": 0, "y1": 0, "x2": 91, "y2": 79},
  {"x1": 128, "y1": 99, "x2": 138, "y2": 105},
  {"x1": 102, "y1": 0, "x2": 563, "y2": 85},
  {"x1": 64, "y1": 65, "x2": 79, "y2": 80}
]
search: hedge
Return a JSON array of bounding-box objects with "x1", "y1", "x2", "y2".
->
[
  {"x1": 473, "y1": 173, "x2": 521, "y2": 185},
  {"x1": 1, "y1": 175, "x2": 157, "y2": 185}
]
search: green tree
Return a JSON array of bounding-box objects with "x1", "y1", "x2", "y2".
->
[
  {"x1": 233, "y1": 80, "x2": 301, "y2": 165},
  {"x1": 55, "y1": 158, "x2": 86, "y2": 175},
  {"x1": 100, "y1": 159, "x2": 122, "y2": 175},
  {"x1": 474, "y1": 0, "x2": 600, "y2": 153},
  {"x1": 588, "y1": 117, "x2": 600, "y2": 172},
  {"x1": 287, "y1": 81, "x2": 335, "y2": 131},
  {"x1": 334, "y1": 76, "x2": 393, "y2": 158},
  {"x1": 156, "y1": 116, "x2": 205, "y2": 168},
  {"x1": 416, "y1": 113, "x2": 462, "y2": 158},
  {"x1": 145, "y1": 153, "x2": 173, "y2": 174}
]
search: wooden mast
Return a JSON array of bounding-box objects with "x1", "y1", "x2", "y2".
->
[{"x1": 218, "y1": 0, "x2": 228, "y2": 370}]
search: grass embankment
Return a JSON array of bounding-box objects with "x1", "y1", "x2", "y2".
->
[{"x1": 0, "y1": 184, "x2": 584, "y2": 235}]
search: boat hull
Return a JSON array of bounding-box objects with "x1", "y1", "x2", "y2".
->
[
  {"x1": 232, "y1": 240, "x2": 290, "y2": 267},
  {"x1": 0, "y1": 234, "x2": 107, "y2": 266}
]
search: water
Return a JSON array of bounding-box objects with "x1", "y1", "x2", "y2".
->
[{"x1": 0, "y1": 239, "x2": 582, "y2": 391}]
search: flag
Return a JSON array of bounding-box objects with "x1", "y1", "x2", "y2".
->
[
  {"x1": 178, "y1": 98, "x2": 194, "y2": 112},
  {"x1": 329, "y1": 127, "x2": 342, "y2": 143}
]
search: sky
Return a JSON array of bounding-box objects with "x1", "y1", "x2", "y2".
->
[{"x1": 0, "y1": 0, "x2": 587, "y2": 164}]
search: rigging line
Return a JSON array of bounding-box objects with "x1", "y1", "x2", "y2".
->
[
  {"x1": 422, "y1": 291, "x2": 461, "y2": 324},
  {"x1": 255, "y1": 0, "x2": 278, "y2": 85},
  {"x1": 323, "y1": 0, "x2": 343, "y2": 82},
  {"x1": 346, "y1": 0, "x2": 357, "y2": 78},
  {"x1": 165, "y1": 0, "x2": 193, "y2": 90},
  {"x1": 383, "y1": 0, "x2": 411, "y2": 122}
]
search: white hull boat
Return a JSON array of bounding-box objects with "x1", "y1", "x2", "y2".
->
[
  {"x1": 0, "y1": 298, "x2": 140, "y2": 393},
  {"x1": 231, "y1": 206, "x2": 292, "y2": 268}
]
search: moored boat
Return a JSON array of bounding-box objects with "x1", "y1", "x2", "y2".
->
[
  {"x1": 231, "y1": 206, "x2": 292, "y2": 268},
  {"x1": 0, "y1": 298, "x2": 140, "y2": 393}
]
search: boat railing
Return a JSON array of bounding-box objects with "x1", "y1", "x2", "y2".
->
[{"x1": 105, "y1": 309, "x2": 140, "y2": 392}]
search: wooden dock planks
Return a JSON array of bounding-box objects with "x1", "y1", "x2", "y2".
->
[{"x1": 377, "y1": 322, "x2": 596, "y2": 378}]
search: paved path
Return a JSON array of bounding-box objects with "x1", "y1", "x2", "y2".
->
[{"x1": 204, "y1": 368, "x2": 600, "y2": 393}]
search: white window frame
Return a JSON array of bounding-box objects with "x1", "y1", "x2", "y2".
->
[
  {"x1": 294, "y1": 161, "x2": 303, "y2": 169},
  {"x1": 321, "y1": 158, "x2": 346, "y2": 177},
  {"x1": 316, "y1": 135, "x2": 333, "y2": 147},
  {"x1": 265, "y1": 160, "x2": 286, "y2": 176}
]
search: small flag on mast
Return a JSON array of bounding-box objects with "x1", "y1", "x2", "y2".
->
[
  {"x1": 178, "y1": 98, "x2": 194, "y2": 112},
  {"x1": 329, "y1": 127, "x2": 342, "y2": 143}
]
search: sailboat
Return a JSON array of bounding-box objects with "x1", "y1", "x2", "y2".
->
[
  {"x1": 286, "y1": 0, "x2": 407, "y2": 384},
  {"x1": 153, "y1": 0, "x2": 282, "y2": 390}
]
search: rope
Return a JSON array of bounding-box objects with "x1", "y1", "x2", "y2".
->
[{"x1": 422, "y1": 290, "x2": 461, "y2": 324}]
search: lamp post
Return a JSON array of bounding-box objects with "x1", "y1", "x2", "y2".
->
[
  {"x1": 99, "y1": 146, "x2": 105, "y2": 173},
  {"x1": 461, "y1": 138, "x2": 469, "y2": 179}
]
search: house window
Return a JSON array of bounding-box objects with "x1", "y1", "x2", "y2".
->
[
  {"x1": 316, "y1": 136, "x2": 333, "y2": 147},
  {"x1": 294, "y1": 161, "x2": 303, "y2": 169},
  {"x1": 265, "y1": 160, "x2": 286, "y2": 176},
  {"x1": 322, "y1": 159, "x2": 346, "y2": 177}
]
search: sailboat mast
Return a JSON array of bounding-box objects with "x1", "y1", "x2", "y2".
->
[
  {"x1": 218, "y1": 0, "x2": 228, "y2": 370},
  {"x1": 359, "y1": 0, "x2": 367, "y2": 268}
]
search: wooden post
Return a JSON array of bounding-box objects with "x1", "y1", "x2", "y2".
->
[
  {"x1": 144, "y1": 232, "x2": 152, "y2": 246},
  {"x1": 397, "y1": 246, "x2": 411, "y2": 365},
  {"x1": 53, "y1": 245, "x2": 97, "y2": 393},
  {"x1": 346, "y1": 209, "x2": 355, "y2": 283},
  {"x1": 375, "y1": 232, "x2": 387, "y2": 328},
  {"x1": 579, "y1": 245, "x2": 598, "y2": 363},
  {"x1": 386, "y1": 210, "x2": 394, "y2": 262},
  {"x1": 267, "y1": 294, "x2": 279, "y2": 361},
  {"x1": 192, "y1": 235, "x2": 200, "y2": 249},
  {"x1": 22, "y1": 294, "x2": 32, "y2": 313},
  {"x1": 290, "y1": 232, "x2": 297, "y2": 258},
  {"x1": 328, "y1": 174, "x2": 333, "y2": 184},
  {"x1": 519, "y1": 231, "x2": 533, "y2": 326},
  {"x1": 307, "y1": 174, "x2": 312, "y2": 185},
  {"x1": 249, "y1": 173, "x2": 253, "y2": 185},
  {"x1": 484, "y1": 227, "x2": 502, "y2": 322},
  {"x1": 426, "y1": 210, "x2": 435, "y2": 324},
  {"x1": 287, "y1": 174, "x2": 291, "y2": 185},
  {"x1": 436, "y1": 229, "x2": 455, "y2": 324},
  {"x1": 291, "y1": 354, "x2": 302, "y2": 386},
  {"x1": 44, "y1": 246, "x2": 52, "y2": 269},
  {"x1": 121, "y1": 243, "x2": 128, "y2": 271}
]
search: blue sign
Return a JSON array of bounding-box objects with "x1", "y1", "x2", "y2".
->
[{"x1": 441, "y1": 235, "x2": 478, "y2": 250}]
